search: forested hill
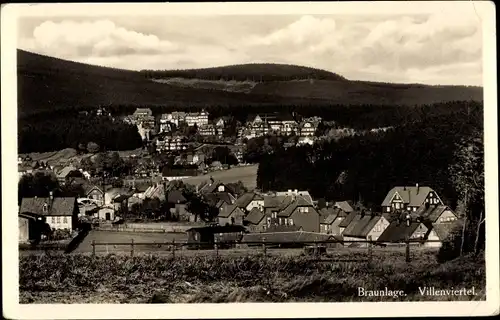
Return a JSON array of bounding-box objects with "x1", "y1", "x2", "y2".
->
[
  {"x1": 17, "y1": 50, "x2": 324, "y2": 117},
  {"x1": 18, "y1": 49, "x2": 483, "y2": 118},
  {"x1": 140, "y1": 63, "x2": 348, "y2": 82}
]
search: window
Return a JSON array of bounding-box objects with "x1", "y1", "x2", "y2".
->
[
  {"x1": 279, "y1": 218, "x2": 283, "y2": 225},
  {"x1": 284, "y1": 218, "x2": 288, "y2": 226},
  {"x1": 386, "y1": 207, "x2": 391, "y2": 212},
  {"x1": 56, "y1": 217, "x2": 61, "y2": 223},
  {"x1": 289, "y1": 219, "x2": 294, "y2": 226},
  {"x1": 63, "y1": 217, "x2": 67, "y2": 223},
  {"x1": 413, "y1": 207, "x2": 417, "y2": 212},
  {"x1": 51, "y1": 217, "x2": 55, "y2": 224}
]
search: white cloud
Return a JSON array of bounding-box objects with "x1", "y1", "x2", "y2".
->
[
  {"x1": 18, "y1": 14, "x2": 483, "y2": 86},
  {"x1": 21, "y1": 19, "x2": 179, "y2": 59}
]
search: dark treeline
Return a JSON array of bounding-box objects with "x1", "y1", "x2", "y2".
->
[
  {"x1": 140, "y1": 63, "x2": 347, "y2": 82},
  {"x1": 18, "y1": 113, "x2": 143, "y2": 153},
  {"x1": 256, "y1": 101, "x2": 483, "y2": 210}
]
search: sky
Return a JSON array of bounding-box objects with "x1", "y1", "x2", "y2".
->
[{"x1": 17, "y1": 13, "x2": 483, "y2": 86}]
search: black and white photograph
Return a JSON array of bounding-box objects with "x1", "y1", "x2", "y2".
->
[{"x1": 1, "y1": 1, "x2": 498, "y2": 318}]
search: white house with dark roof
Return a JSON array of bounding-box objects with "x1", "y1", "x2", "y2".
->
[
  {"x1": 20, "y1": 194, "x2": 79, "y2": 231},
  {"x1": 381, "y1": 184, "x2": 443, "y2": 213}
]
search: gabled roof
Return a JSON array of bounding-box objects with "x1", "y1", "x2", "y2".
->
[
  {"x1": 20, "y1": 197, "x2": 77, "y2": 216},
  {"x1": 217, "y1": 204, "x2": 244, "y2": 218},
  {"x1": 377, "y1": 220, "x2": 424, "y2": 242},
  {"x1": 199, "y1": 179, "x2": 234, "y2": 194},
  {"x1": 263, "y1": 195, "x2": 287, "y2": 208},
  {"x1": 245, "y1": 207, "x2": 266, "y2": 225},
  {"x1": 334, "y1": 201, "x2": 354, "y2": 213},
  {"x1": 167, "y1": 190, "x2": 187, "y2": 204},
  {"x1": 339, "y1": 210, "x2": 359, "y2": 228},
  {"x1": 235, "y1": 192, "x2": 263, "y2": 208},
  {"x1": 415, "y1": 205, "x2": 455, "y2": 222},
  {"x1": 57, "y1": 165, "x2": 77, "y2": 178},
  {"x1": 357, "y1": 215, "x2": 385, "y2": 238},
  {"x1": 82, "y1": 183, "x2": 103, "y2": 195},
  {"x1": 319, "y1": 207, "x2": 348, "y2": 223},
  {"x1": 343, "y1": 214, "x2": 370, "y2": 237},
  {"x1": 320, "y1": 213, "x2": 338, "y2": 225},
  {"x1": 133, "y1": 182, "x2": 151, "y2": 193},
  {"x1": 278, "y1": 196, "x2": 316, "y2": 218},
  {"x1": 381, "y1": 186, "x2": 435, "y2": 207},
  {"x1": 204, "y1": 192, "x2": 234, "y2": 207}
]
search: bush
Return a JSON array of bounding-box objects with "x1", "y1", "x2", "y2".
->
[
  {"x1": 436, "y1": 219, "x2": 484, "y2": 263},
  {"x1": 49, "y1": 228, "x2": 71, "y2": 241}
]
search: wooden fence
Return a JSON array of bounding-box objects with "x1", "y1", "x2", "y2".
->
[{"x1": 89, "y1": 237, "x2": 444, "y2": 263}]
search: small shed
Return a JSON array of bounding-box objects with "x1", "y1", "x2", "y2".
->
[{"x1": 186, "y1": 225, "x2": 247, "y2": 249}]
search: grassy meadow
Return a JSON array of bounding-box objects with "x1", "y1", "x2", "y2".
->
[
  {"x1": 19, "y1": 250, "x2": 485, "y2": 303},
  {"x1": 182, "y1": 164, "x2": 258, "y2": 190}
]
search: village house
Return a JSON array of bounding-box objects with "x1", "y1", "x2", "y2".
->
[
  {"x1": 198, "y1": 124, "x2": 217, "y2": 136},
  {"x1": 56, "y1": 165, "x2": 78, "y2": 183},
  {"x1": 203, "y1": 192, "x2": 236, "y2": 209},
  {"x1": 272, "y1": 194, "x2": 320, "y2": 232},
  {"x1": 166, "y1": 189, "x2": 192, "y2": 221},
  {"x1": 276, "y1": 190, "x2": 314, "y2": 204},
  {"x1": 377, "y1": 214, "x2": 434, "y2": 246},
  {"x1": 299, "y1": 120, "x2": 318, "y2": 136},
  {"x1": 185, "y1": 109, "x2": 209, "y2": 127},
  {"x1": 381, "y1": 184, "x2": 443, "y2": 213},
  {"x1": 319, "y1": 207, "x2": 349, "y2": 235},
  {"x1": 197, "y1": 178, "x2": 235, "y2": 197},
  {"x1": 20, "y1": 193, "x2": 79, "y2": 231},
  {"x1": 156, "y1": 135, "x2": 188, "y2": 152},
  {"x1": 82, "y1": 184, "x2": 105, "y2": 206},
  {"x1": 159, "y1": 114, "x2": 175, "y2": 133},
  {"x1": 234, "y1": 192, "x2": 265, "y2": 212},
  {"x1": 217, "y1": 203, "x2": 246, "y2": 226},
  {"x1": 414, "y1": 204, "x2": 458, "y2": 223},
  {"x1": 244, "y1": 207, "x2": 268, "y2": 232},
  {"x1": 333, "y1": 201, "x2": 355, "y2": 213},
  {"x1": 341, "y1": 212, "x2": 391, "y2": 247}
]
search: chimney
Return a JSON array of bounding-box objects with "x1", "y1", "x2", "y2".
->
[
  {"x1": 406, "y1": 213, "x2": 411, "y2": 227},
  {"x1": 416, "y1": 183, "x2": 419, "y2": 194}
]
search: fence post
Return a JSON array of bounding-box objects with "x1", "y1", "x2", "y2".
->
[
  {"x1": 131, "y1": 239, "x2": 135, "y2": 257},
  {"x1": 172, "y1": 239, "x2": 176, "y2": 259},
  {"x1": 368, "y1": 235, "x2": 373, "y2": 264},
  {"x1": 262, "y1": 237, "x2": 267, "y2": 256},
  {"x1": 92, "y1": 240, "x2": 95, "y2": 256},
  {"x1": 405, "y1": 237, "x2": 410, "y2": 263}
]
